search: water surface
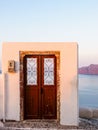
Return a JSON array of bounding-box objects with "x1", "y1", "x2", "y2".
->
[{"x1": 79, "y1": 74, "x2": 98, "y2": 108}]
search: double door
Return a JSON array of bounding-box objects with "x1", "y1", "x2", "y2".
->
[{"x1": 23, "y1": 55, "x2": 57, "y2": 119}]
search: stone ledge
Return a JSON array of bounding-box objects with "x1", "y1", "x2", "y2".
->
[{"x1": 79, "y1": 107, "x2": 98, "y2": 119}]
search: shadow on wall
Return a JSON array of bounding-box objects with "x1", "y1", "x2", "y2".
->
[
  {"x1": 0, "y1": 73, "x2": 9, "y2": 120},
  {"x1": 5, "y1": 73, "x2": 9, "y2": 118},
  {"x1": 0, "y1": 74, "x2": 3, "y2": 119}
]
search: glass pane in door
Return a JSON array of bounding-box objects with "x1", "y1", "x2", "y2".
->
[
  {"x1": 44, "y1": 58, "x2": 54, "y2": 85},
  {"x1": 27, "y1": 58, "x2": 37, "y2": 85}
]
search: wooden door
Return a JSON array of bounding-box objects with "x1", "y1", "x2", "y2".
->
[{"x1": 23, "y1": 55, "x2": 57, "y2": 119}]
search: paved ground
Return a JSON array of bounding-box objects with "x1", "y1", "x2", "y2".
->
[{"x1": 0, "y1": 118, "x2": 98, "y2": 130}]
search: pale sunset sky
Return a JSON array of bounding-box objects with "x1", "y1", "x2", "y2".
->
[{"x1": 0, "y1": 0, "x2": 98, "y2": 68}]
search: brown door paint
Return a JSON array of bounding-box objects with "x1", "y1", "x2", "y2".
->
[{"x1": 23, "y1": 55, "x2": 57, "y2": 119}]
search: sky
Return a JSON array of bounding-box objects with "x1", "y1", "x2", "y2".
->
[{"x1": 0, "y1": 0, "x2": 98, "y2": 68}]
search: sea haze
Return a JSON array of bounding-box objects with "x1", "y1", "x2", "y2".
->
[{"x1": 79, "y1": 74, "x2": 98, "y2": 108}]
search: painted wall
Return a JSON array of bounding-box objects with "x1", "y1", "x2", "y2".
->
[
  {"x1": 0, "y1": 74, "x2": 3, "y2": 119},
  {"x1": 1, "y1": 42, "x2": 78, "y2": 126}
]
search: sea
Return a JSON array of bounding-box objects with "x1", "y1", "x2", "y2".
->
[{"x1": 79, "y1": 74, "x2": 98, "y2": 108}]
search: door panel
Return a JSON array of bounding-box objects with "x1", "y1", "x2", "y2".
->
[
  {"x1": 41, "y1": 55, "x2": 57, "y2": 119},
  {"x1": 42, "y1": 88, "x2": 56, "y2": 118},
  {"x1": 24, "y1": 55, "x2": 40, "y2": 119},
  {"x1": 25, "y1": 87, "x2": 40, "y2": 119},
  {"x1": 23, "y1": 55, "x2": 57, "y2": 119}
]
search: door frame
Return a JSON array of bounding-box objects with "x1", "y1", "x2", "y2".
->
[{"x1": 19, "y1": 51, "x2": 60, "y2": 121}]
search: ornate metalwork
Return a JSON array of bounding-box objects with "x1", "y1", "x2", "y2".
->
[
  {"x1": 44, "y1": 58, "x2": 54, "y2": 85},
  {"x1": 27, "y1": 58, "x2": 37, "y2": 85}
]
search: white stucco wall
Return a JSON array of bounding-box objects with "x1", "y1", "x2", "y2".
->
[
  {"x1": 1, "y1": 42, "x2": 78, "y2": 126},
  {"x1": 0, "y1": 74, "x2": 3, "y2": 119}
]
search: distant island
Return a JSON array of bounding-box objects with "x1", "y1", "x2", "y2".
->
[{"x1": 78, "y1": 64, "x2": 98, "y2": 75}]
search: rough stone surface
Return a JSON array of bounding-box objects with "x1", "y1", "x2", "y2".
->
[
  {"x1": 79, "y1": 107, "x2": 93, "y2": 119},
  {"x1": 93, "y1": 109, "x2": 98, "y2": 118},
  {"x1": 0, "y1": 120, "x2": 78, "y2": 129},
  {"x1": 0, "y1": 118, "x2": 98, "y2": 130},
  {"x1": 79, "y1": 107, "x2": 98, "y2": 119},
  {"x1": 79, "y1": 118, "x2": 98, "y2": 130}
]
